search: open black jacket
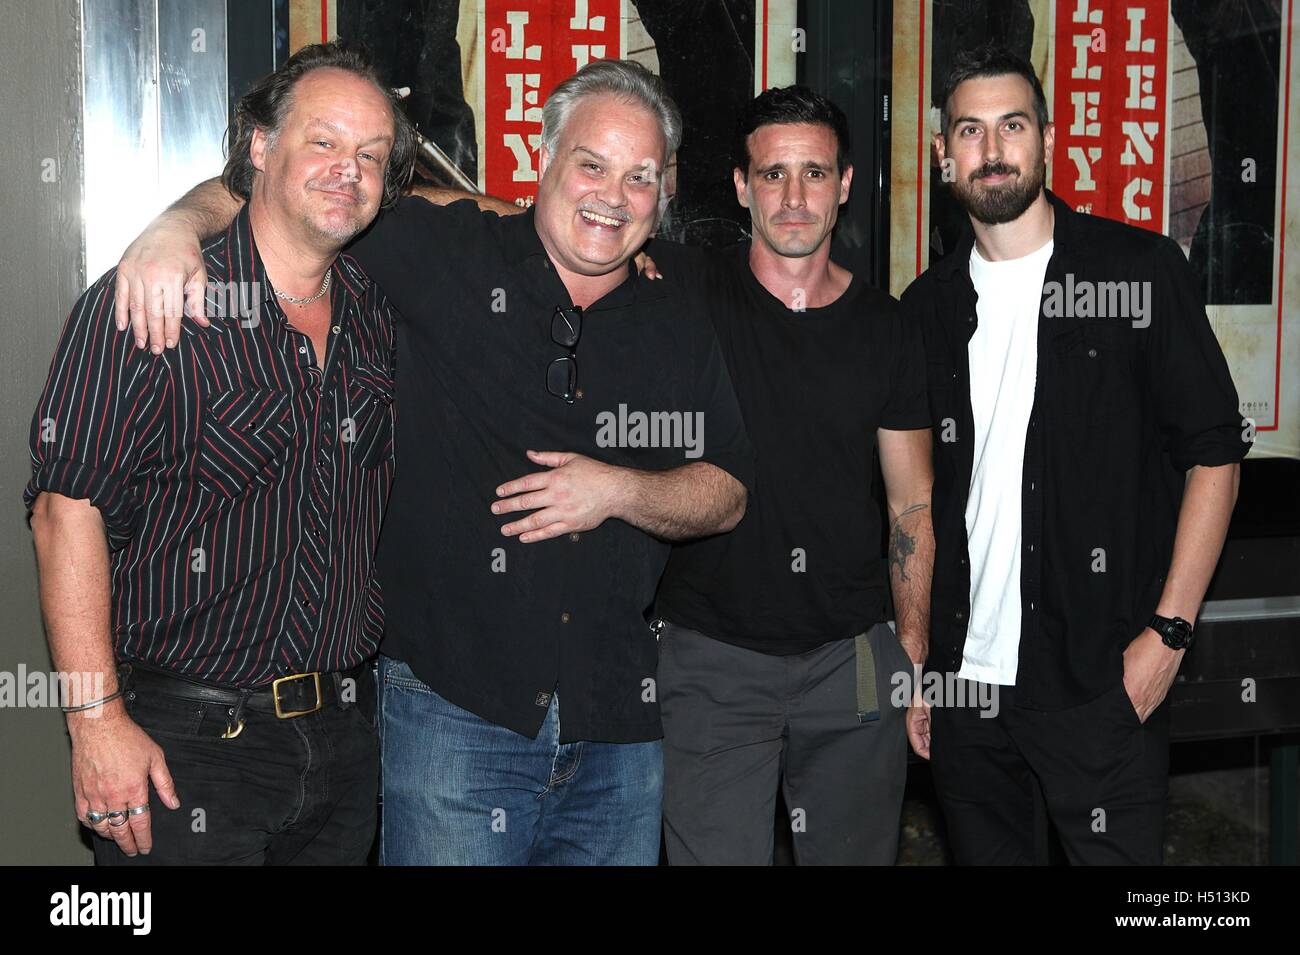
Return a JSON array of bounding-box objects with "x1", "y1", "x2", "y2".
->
[{"x1": 900, "y1": 190, "x2": 1250, "y2": 709}]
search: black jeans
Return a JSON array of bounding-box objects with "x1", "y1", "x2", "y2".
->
[
  {"x1": 929, "y1": 678, "x2": 1170, "y2": 865},
  {"x1": 94, "y1": 664, "x2": 380, "y2": 866}
]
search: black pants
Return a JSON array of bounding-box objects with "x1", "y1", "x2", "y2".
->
[
  {"x1": 94, "y1": 666, "x2": 380, "y2": 866},
  {"x1": 929, "y1": 678, "x2": 1170, "y2": 865},
  {"x1": 658, "y1": 620, "x2": 911, "y2": 865}
]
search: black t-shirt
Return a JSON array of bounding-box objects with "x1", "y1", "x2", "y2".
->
[
  {"x1": 345, "y1": 198, "x2": 754, "y2": 743},
  {"x1": 654, "y1": 241, "x2": 929, "y2": 655}
]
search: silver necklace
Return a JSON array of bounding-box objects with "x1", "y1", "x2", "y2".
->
[{"x1": 274, "y1": 270, "x2": 332, "y2": 306}]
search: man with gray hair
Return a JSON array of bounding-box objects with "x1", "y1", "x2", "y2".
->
[{"x1": 112, "y1": 58, "x2": 753, "y2": 865}]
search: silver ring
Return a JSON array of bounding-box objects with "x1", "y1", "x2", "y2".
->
[
  {"x1": 128, "y1": 804, "x2": 149, "y2": 816},
  {"x1": 86, "y1": 810, "x2": 108, "y2": 824},
  {"x1": 107, "y1": 811, "x2": 128, "y2": 827}
]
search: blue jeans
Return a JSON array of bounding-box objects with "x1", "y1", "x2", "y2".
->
[{"x1": 377, "y1": 655, "x2": 663, "y2": 865}]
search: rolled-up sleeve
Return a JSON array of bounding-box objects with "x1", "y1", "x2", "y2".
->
[
  {"x1": 1147, "y1": 239, "x2": 1252, "y2": 471},
  {"x1": 25, "y1": 273, "x2": 167, "y2": 549},
  {"x1": 881, "y1": 296, "x2": 932, "y2": 430}
]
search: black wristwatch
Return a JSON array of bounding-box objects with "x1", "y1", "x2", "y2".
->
[{"x1": 1148, "y1": 614, "x2": 1195, "y2": 650}]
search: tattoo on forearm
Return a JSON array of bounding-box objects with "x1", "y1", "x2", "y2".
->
[{"x1": 889, "y1": 503, "x2": 928, "y2": 582}]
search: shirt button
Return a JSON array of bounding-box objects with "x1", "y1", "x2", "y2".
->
[
  {"x1": 560, "y1": 612, "x2": 571, "y2": 624},
  {"x1": 332, "y1": 325, "x2": 341, "y2": 335},
  {"x1": 1028, "y1": 544, "x2": 1035, "y2": 552},
  {"x1": 959, "y1": 556, "x2": 968, "y2": 566},
  {"x1": 1030, "y1": 481, "x2": 1036, "y2": 491},
  {"x1": 575, "y1": 388, "x2": 584, "y2": 399},
  {"x1": 300, "y1": 598, "x2": 312, "y2": 610},
  {"x1": 569, "y1": 532, "x2": 580, "y2": 542},
  {"x1": 1087, "y1": 348, "x2": 1097, "y2": 358},
  {"x1": 955, "y1": 610, "x2": 964, "y2": 621},
  {"x1": 299, "y1": 345, "x2": 308, "y2": 355}
]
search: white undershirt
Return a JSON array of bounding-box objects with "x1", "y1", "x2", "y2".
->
[{"x1": 958, "y1": 239, "x2": 1053, "y2": 686}]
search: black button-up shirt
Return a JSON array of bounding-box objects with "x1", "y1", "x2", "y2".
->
[
  {"x1": 26, "y1": 205, "x2": 397, "y2": 687},
  {"x1": 900, "y1": 190, "x2": 1250, "y2": 708},
  {"x1": 348, "y1": 198, "x2": 754, "y2": 743}
]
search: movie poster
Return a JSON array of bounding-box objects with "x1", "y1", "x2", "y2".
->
[{"x1": 291, "y1": 0, "x2": 798, "y2": 245}]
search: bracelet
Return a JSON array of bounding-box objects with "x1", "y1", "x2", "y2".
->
[{"x1": 60, "y1": 686, "x2": 126, "y2": 713}]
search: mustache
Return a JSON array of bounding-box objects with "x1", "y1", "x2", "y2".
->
[
  {"x1": 578, "y1": 203, "x2": 631, "y2": 223},
  {"x1": 970, "y1": 161, "x2": 1019, "y2": 183},
  {"x1": 310, "y1": 179, "x2": 363, "y2": 201}
]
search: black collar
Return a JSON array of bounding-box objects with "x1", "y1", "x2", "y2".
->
[
  {"x1": 499, "y1": 204, "x2": 668, "y2": 309},
  {"x1": 932, "y1": 188, "x2": 1092, "y2": 283}
]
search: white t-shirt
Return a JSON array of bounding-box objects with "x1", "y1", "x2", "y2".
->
[{"x1": 958, "y1": 239, "x2": 1053, "y2": 686}]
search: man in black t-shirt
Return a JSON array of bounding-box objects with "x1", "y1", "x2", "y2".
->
[{"x1": 651, "y1": 87, "x2": 934, "y2": 865}]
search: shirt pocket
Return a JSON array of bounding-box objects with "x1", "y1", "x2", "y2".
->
[
  {"x1": 197, "y1": 388, "x2": 295, "y2": 497},
  {"x1": 343, "y1": 362, "x2": 395, "y2": 470},
  {"x1": 1045, "y1": 322, "x2": 1138, "y2": 419}
]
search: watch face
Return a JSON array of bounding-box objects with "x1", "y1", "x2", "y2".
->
[{"x1": 1163, "y1": 617, "x2": 1193, "y2": 646}]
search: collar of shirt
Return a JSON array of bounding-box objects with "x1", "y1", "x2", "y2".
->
[
  {"x1": 201, "y1": 202, "x2": 374, "y2": 325},
  {"x1": 499, "y1": 204, "x2": 670, "y2": 313},
  {"x1": 931, "y1": 188, "x2": 1100, "y2": 287}
]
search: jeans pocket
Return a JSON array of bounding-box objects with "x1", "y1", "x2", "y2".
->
[
  {"x1": 125, "y1": 689, "x2": 222, "y2": 740},
  {"x1": 349, "y1": 699, "x2": 380, "y2": 739},
  {"x1": 380, "y1": 655, "x2": 433, "y2": 693}
]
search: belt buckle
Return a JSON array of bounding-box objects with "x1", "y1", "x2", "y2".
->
[{"x1": 272, "y1": 672, "x2": 322, "y2": 719}]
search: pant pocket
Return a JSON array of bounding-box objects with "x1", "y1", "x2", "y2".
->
[
  {"x1": 868, "y1": 624, "x2": 913, "y2": 713},
  {"x1": 1113, "y1": 680, "x2": 1144, "y2": 728},
  {"x1": 380, "y1": 654, "x2": 432, "y2": 694}
]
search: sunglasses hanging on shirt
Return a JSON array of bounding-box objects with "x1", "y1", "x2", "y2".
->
[{"x1": 546, "y1": 304, "x2": 583, "y2": 403}]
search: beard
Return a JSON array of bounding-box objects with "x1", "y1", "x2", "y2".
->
[
  {"x1": 301, "y1": 178, "x2": 371, "y2": 244},
  {"x1": 950, "y1": 152, "x2": 1046, "y2": 226}
]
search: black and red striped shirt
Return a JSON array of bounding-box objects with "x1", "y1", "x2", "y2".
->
[{"x1": 25, "y1": 205, "x2": 396, "y2": 687}]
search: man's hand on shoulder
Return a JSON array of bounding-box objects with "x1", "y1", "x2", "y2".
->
[
  {"x1": 407, "y1": 183, "x2": 526, "y2": 217},
  {"x1": 113, "y1": 213, "x2": 211, "y2": 354}
]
